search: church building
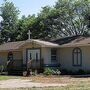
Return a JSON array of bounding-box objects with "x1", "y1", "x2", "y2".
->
[{"x1": 0, "y1": 30, "x2": 90, "y2": 74}]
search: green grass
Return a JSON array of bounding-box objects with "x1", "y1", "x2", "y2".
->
[{"x1": 0, "y1": 75, "x2": 18, "y2": 80}]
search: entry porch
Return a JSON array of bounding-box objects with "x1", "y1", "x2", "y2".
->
[{"x1": 0, "y1": 39, "x2": 60, "y2": 75}]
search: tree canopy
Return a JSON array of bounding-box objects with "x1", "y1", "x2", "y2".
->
[
  {"x1": 0, "y1": 0, "x2": 90, "y2": 43},
  {"x1": 0, "y1": 0, "x2": 19, "y2": 42}
]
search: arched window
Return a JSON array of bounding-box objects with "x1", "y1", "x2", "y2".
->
[
  {"x1": 8, "y1": 52, "x2": 13, "y2": 61},
  {"x1": 72, "y1": 48, "x2": 82, "y2": 66}
]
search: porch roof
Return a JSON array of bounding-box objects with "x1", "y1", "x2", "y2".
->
[{"x1": 0, "y1": 39, "x2": 59, "y2": 51}]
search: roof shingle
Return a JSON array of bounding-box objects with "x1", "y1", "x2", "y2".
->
[
  {"x1": 61, "y1": 36, "x2": 90, "y2": 47},
  {"x1": 0, "y1": 39, "x2": 59, "y2": 51}
]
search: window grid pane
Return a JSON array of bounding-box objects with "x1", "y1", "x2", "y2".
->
[
  {"x1": 51, "y1": 49, "x2": 57, "y2": 62},
  {"x1": 73, "y1": 48, "x2": 82, "y2": 66}
]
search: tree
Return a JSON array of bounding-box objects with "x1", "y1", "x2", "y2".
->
[
  {"x1": 0, "y1": 0, "x2": 20, "y2": 42},
  {"x1": 29, "y1": 0, "x2": 90, "y2": 40},
  {"x1": 2, "y1": 0, "x2": 89, "y2": 41},
  {"x1": 16, "y1": 15, "x2": 36, "y2": 41},
  {"x1": 16, "y1": 6, "x2": 53, "y2": 41},
  {"x1": 52, "y1": 0, "x2": 90, "y2": 37}
]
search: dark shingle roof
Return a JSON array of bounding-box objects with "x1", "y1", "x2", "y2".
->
[
  {"x1": 60, "y1": 36, "x2": 90, "y2": 47},
  {"x1": 52, "y1": 35, "x2": 90, "y2": 47},
  {"x1": 51, "y1": 35, "x2": 81, "y2": 45}
]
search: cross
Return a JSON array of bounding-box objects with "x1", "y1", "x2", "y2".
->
[{"x1": 27, "y1": 30, "x2": 31, "y2": 40}]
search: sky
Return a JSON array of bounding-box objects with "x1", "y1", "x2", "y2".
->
[{"x1": 0, "y1": 0, "x2": 57, "y2": 20}]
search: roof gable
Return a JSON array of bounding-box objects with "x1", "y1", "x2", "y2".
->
[{"x1": 0, "y1": 39, "x2": 59, "y2": 51}]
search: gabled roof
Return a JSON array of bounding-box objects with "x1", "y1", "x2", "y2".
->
[
  {"x1": 32, "y1": 39, "x2": 59, "y2": 47},
  {"x1": 0, "y1": 39, "x2": 59, "y2": 51},
  {"x1": 52, "y1": 35, "x2": 90, "y2": 47},
  {"x1": 0, "y1": 41, "x2": 25, "y2": 51},
  {"x1": 51, "y1": 35, "x2": 81, "y2": 45},
  {"x1": 1, "y1": 35, "x2": 90, "y2": 51},
  {"x1": 60, "y1": 36, "x2": 90, "y2": 47}
]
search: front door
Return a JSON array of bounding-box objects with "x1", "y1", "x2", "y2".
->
[
  {"x1": 27, "y1": 49, "x2": 41, "y2": 69},
  {"x1": 27, "y1": 49, "x2": 40, "y2": 61}
]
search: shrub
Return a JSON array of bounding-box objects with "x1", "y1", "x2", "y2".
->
[
  {"x1": 55, "y1": 69, "x2": 61, "y2": 75},
  {"x1": 77, "y1": 69, "x2": 85, "y2": 75},
  {"x1": 61, "y1": 69, "x2": 69, "y2": 75},
  {"x1": 43, "y1": 68, "x2": 61, "y2": 75},
  {"x1": 44, "y1": 68, "x2": 53, "y2": 75},
  {"x1": 60, "y1": 69, "x2": 76, "y2": 75},
  {"x1": 0, "y1": 65, "x2": 4, "y2": 73},
  {"x1": 85, "y1": 70, "x2": 90, "y2": 74}
]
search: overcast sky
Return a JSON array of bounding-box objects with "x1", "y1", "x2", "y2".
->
[{"x1": 0, "y1": 0, "x2": 57, "y2": 20}]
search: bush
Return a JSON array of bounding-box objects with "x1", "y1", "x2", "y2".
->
[
  {"x1": 43, "y1": 68, "x2": 61, "y2": 75},
  {"x1": 43, "y1": 68, "x2": 53, "y2": 75},
  {"x1": 77, "y1": 69, "x2": 85, "y2": 75},
  {"x1": 85, "y1": 70, "x2": 90, "y2": 74},
  {"x1": 60, "y1": 69, "x2": 90, "y2": 75},
  {"x1": 55, "y1": 69, "x2": 61, "y2": 75},
  {"x1": 60, "y1": 69, "x2": 70, "y2": 75}
]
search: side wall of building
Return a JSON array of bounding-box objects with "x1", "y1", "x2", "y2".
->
[{"x1": 59, "y1": 46, "x2": 90, "y2": 71}]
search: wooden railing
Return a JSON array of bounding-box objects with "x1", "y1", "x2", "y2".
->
[
  {"x1": 7, "y1": 59, "x2": 44, "y2": 75},
  {"x1": 7, "y1": 59, "x2": 23, "y2": 71}
]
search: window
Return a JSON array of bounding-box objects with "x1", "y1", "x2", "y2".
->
[
  {"x1": 29, "y1": 53, "x2": 32, "y2": 60},
  {"x1": 36, "y1": 53, "x2": 38, "y2": 61},
  {"x1": 51, "y1": 49, "x2": 57, "y2": 62},
  {"x1": 72, "y1": 48, "x2": 82, "y2": 66}
]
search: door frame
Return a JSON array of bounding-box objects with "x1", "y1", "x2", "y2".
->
[{"x1": 26, "y1": 48, "x2": 41, "y2": 69}]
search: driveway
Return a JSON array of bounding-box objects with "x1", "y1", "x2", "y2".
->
[{"x1": 0, "y1": 79, "x2": 67, "y2": 88}]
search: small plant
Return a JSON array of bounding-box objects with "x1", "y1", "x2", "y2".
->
[
  {"x1": 0, "y1": 65, "x2": 4, "y2": 74},
  {"x1": 43, "y1": 68, "x2": 61, "y2": 75},
  {"x1": 56, "y1": 69, "x2": 61, "y2": 75},
  {"x1": 23, "y1": 71, "x2": 27, "y2": 76},
  {"x1": 34, "y1": 70, "x2": 37, "y2": 76},
  {"x1": 44, "y1": 68, "x2": 53, "y2": 75}
]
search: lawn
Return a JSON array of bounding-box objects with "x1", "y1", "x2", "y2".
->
[
  {"x1": 0, "y1": 75, "x2": 19, "y2": 80},
  {"x1": 0, "y1": 75, "x2": 90, "y2": 90}
]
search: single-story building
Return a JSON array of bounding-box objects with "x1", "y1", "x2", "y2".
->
[
  {"x1": 0, "y1": 34, "x2": 90, "y2": 74},
  {"x1": 0, "y1": 39, "x2": 60, "y2": 74}
]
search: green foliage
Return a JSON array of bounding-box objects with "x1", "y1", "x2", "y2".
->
[
  {"x1": 61, "y1": 69, "x2": 90, "y2": 75},
  {"x1": 18, "y1": 0, "x2": 90, "y2": 40},
  {"x1": 16, "y1": 15, "x2": 36, "y2": 41},
  {"x1": 44, "y1": 68, "x2": 53, "y2": 75},
  {"x1": 0, "y1": 0, "x2": 20, "y2": 42},
  {"x1": 0, "y1": 0, "x2": 90, "y2": 42},
  {"x1": 77, "y1": 69, "x2": 85, "y2": 75},
  {"x1": 43, "y1": 68, "x2": 61, "y2": 75}
]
